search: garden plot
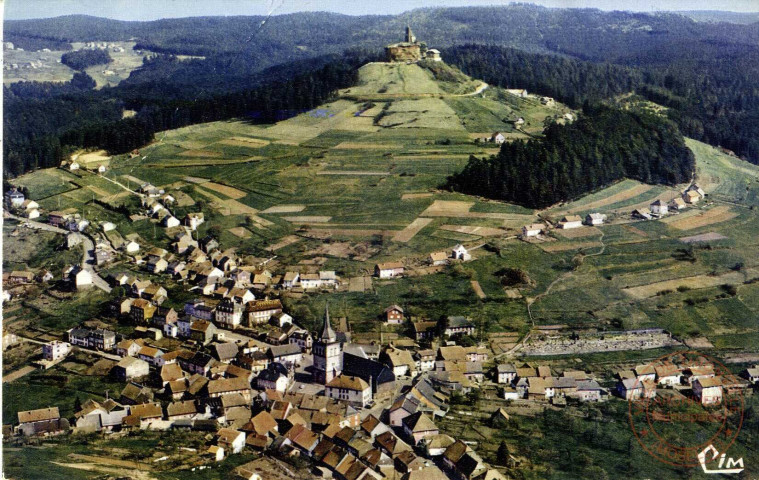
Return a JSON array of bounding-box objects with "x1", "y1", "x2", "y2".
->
[
  {"x1": 679, "y1": 232, "x2": 728, "y2": 243},
  {"x1": 283, "y1": 216, "x2": 332, "y2": 223},
  {"x1": 392, "y1": 218, "x2": 433, "y2": 242},
  {"x1": 201, "y1": 182, "x2": 247, "y2": 199},
  {"x1": 420, "y1": 200, "x2": 475, "y2": 216},
  {"x1": 439, "y1": 225, "x2": 505, "y2": 237},
  {"x1": 554, "y1": 226, "x2": 602, "y2": 238},
  {"x1": 267, "y1": 235, "x2": 302, "y2": 251},
  {"x1": 262, "y1": 204, "x2": 307, "y2": 214},
  {"x1": 217, "y1": 136, "x2": 271, "y2": 148},
  {"x1": 402, "y1": 192, "x2": 434, "y2": 200},
  {"x1": 622, "y1": 269, "x2": 757, "y2": 299},
  {"x1": 667, "y1": 206, "x2": 738, "y2": 230}
]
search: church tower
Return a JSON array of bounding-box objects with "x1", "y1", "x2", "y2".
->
[
  {"x1": 405, "y1": 25, "x2": 416, "y2": 43},
  {"x1": 313, "y1": 303, "x2": 343, "y2": 384}
]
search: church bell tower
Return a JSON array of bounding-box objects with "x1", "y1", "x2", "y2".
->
[{"x1": 313, "y1": 303, "x2": 343, "y2": 384}]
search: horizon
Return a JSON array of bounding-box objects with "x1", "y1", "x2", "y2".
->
[{"x1": 4, "y1": 0, "x2": 759, "y2": 22}]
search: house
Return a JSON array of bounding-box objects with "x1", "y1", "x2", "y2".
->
[
  {"x1": 124, "y1": 402, "x2": 163, "y2": 428},
  {"x1": 632, "y1": 208, "x2": 652, "y2": 220},
  {"x1": 634, "y1": 365, "x2": 656, "y2": 382},
  {"x1": 69, "y1": 162, "x2": 80, "y2": 170},
  {"x1": 496, "y1": 364, "x2": 517, "y2": 384},
  {"x1": 289, "y1": 330, "x2": 312, "y2": 352},
  {"x1": 213, "y1": 342, "x2": 240, "y2": 363},
  {"x1": 426, "y1": 48, "x2": 442, "y2": 61},
  {"x1": 429, "y1": 251, "x2": 449, "y2": 266},
  {"x1": 683, "y1": 189, "x2": 701, "y2": 204},
  {"x1": 216, "y1": 298, "x2": 244, "y2": 328},
  {"x1": 124, "y1": 241, "x2": 140, "y2": 253},
  {"x1": 116, "y1": 338, "x2": 143, "y2": 357},
  {"x1": 375, "y1": 262, "x2": 404, "y2": 279},
  {"x1": 246, "y1": 299, "x2": 283, "y2": 325},
  {"x1": 163, "y1": 215, "x2": 180, "y2": 228},
  {"x1": 153, "y1": 306, "x2": 178, "y2": 328},
  {"x1": 167, "y1": 400, "x2": 201, "y2": 421},
  {"x1": 185, "y1": 212, "x2": 205, "y2": 231},
  {"x1": 343, "y1": 352, "x2": 396, "y2": 396},
  {"x1": 655, "y1": 364, "x2": 681, "y2": 386},
  {"x1": 68, "y1": 327, "x2": 116, "y2": 350},
  {"x1": 650, "y1": 200, "x2": 668, "y2": 216},
  {"x1": 687, "y1": 184, "x2": 706, "y2": 197},
  {"x1": 256, "y1": 362, "x2": 291, "y2": 392},
  {"x1": 506, "y1": 88, "x2": 528, "y2": 98},
  {"x1": 558, "y1": 215, "x2": 583, "y2": 229},
  {"x1": 381, "y1": 346, "x2": 416, "y2": 377},
  {"x1": 189, "y1": 320, "x2": 217, "y2": 346},
  {"x1": 137, "y1": 346, "x2": 164, "y2": 368},
  {"x1": 5, "y1": 189, "x2": 25, "y2": 207},
  {"x1": 131, "y1": 298, "x2": 157, "y2": 324},
  {"x1": 669, "y1": 197, "x2": 687, "y2": 211},
  {"x1": 42, "y1": 341, "x2": 71, "y2": 361},
  {"x1": 742, "y1": 366, "x2": 759, "y2": 384},
  {"x1": 617, "y1": 378, "x2": 656, "y2": 400},
  {"x1": 444, "y1": 316, "x2": 475, "y2": 337},
  {"x1": 217, "y1": 428, "x2": 246, "y2": 454},
  {"x1": 693, "y1": 377, "x2": 723, "y2": 405},
  {"x1": 584, "y1": 213, "x2": 606, "y2": 226},
  {"x1": 521, "y1": 224, "x2": 545, "y2": 237},
  {"x1": 325, "y1": 374, "x2": 372, "y2": 408},
  {"x1": 384, "y1": 305, "x2": 404, "y2": 324},
  {"x1": 491, "y1": 132, "x2": 506, "y2": 144},
  {"x1": 272, "y1": 311, "x2": 294, "y2": 328},
  {"x1": 414, "y1": 350, "x2": 435, "y2": 372},
  {"x1": 299, "y1": 273, "x2": 321, "y2": 289},
  {"x1": 267, "y1": 344, "x2": 303, "y2": 367},
  {"x1": 17, "y1": 407, "x2": 67, "y2": 436},
  {"x1": 684, "y1": 365, "x2": 715, "y2": 385},
  {"x1": 282, "y1": 271, "x2": 300, "y2": 289},
  {"x1": 75, "y1": 399, "x2": 128, "y2": 432},
  {"x1": 146, "y1": 256, "x2": 168, "y2": 274},
  {"x1": 112, "y1": 357, "x2": 150, "y2": 381},
  {"x1": 97, "y1": 165, "x2": 107, "y2": 173},
  {"x1": 451, "y1": 244, "x2": 471, "y2": 261},
  {"x1": 208, "y1": 376, "x2": 253, "y2": 402},
  {"x1": 8, "y1": 271, "x2": 34, "y2": 284},
  {"x1": 199, "y1": 235, "x2": 219, "y2": 253},
  {"x1": 402, "y1": 412, "x2": 438, "y2": 445},
  {"x1": 574, "y1": 380, "x2": 603, "y2": 402},
  {"x1": 412, "y1": 321, "x2": 438, "y2": 341}
]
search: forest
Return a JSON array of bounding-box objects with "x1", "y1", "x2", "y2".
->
[
  {"x1": 446, "y1": 106, "x2": 695, "y2": 209},
  {"x1": 60, "y1": 48, "x2": 113, "y2": 70}
]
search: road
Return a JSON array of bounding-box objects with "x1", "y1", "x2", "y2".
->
[{"x1": 7, "y1": 214, "x2": 111, "y2": 293}]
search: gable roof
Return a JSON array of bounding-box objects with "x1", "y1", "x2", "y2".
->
[{"x1": 18, "y1": 407, "x2": 60, "y2": 424}]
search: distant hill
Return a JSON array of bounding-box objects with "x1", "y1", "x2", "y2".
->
[{"x1": 680, "y1": 10, "x2": 759, "y2": 24}]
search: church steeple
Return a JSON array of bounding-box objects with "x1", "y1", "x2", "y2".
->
[
  {"x1": 320, "y1": 303, "x2": 337, "y2": 342},
  {"x1": 405, "y1": 24, "x2": 416, "y2": 43}
]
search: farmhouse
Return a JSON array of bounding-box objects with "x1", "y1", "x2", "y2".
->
[
  {"x1": 217, "y1": 428, "x2": 246, "y2": 454},
  {"x1": 402, "y1": 412, "x2": 438, "y2": 445},
  {"x1": 185, "y1": 212, "x2": 205, "y2": 230},
  {"x1": 655, "y1": 364, "x2": 681, "y2": 386},
  {"x1": 650, "y1": 200, "x2": 668, "y2": 216},
  {"x1": 42, "y1": 341, "x2": 71, "y2": 361},
  {"x1": 491, "y1": 132, "x2": 506, "y2": 144},
  {"x1": 522, "y1": 224, "x2": 545, "y2": 237},
  {"x1": 693, "y1": 377, "x2": 722, "y2": 405},
  {"x1": 585, "y1": 213, "x2": 606, "y2": 226},
  {"x1": 444, "y1": 316, "x2": 475, "y2": 337},
  {"x1": 75, "y1": 399, "x2": 128, "y2": 432},
  {"x1": 742, "y1": 367, "x2": 759, "y2": 384},
  {"x1": 683, "y1": 189, "x2": 701, "y2": 204},
  {"x1": 617, "y1": 378, "x2": 655, "y2": 400},
  {"x1": 669, "y1": 197, "x2": 687, "y2": 211},
  {"x1": 375, "y1": 262, "x2": 404, "y2": 279},
  {"x1": 632, "y1": 208, "x2": 652, "y2": 220},
  {"x1": 256, "y1": 362, "x2": 291, "y2": 392},
  {"x1": 384, "y1": 304, "x2": 404, "y2": 324},
  {"x1": 429, "y1": 251, "x2": 449, "y2": 266},
  {"x1": 558, "y1": 215, "x2": 583, "y2": 229},
  {"x1": 17, "y1": 407, "x2": 66, "y2": 437},
  {"x1": 426, "y1": 48, "x2": 442, "y2": 61},
  {"x1": 496, "y1": 363, "x2": 517, "y2": 384},
  {"x1": 246, "y1": 299, "x2": 283, "y2": 325},
  {"x1": 113, "y1": 356, "x2": 150, "y2": 381}
]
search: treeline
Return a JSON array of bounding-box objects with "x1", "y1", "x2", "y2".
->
[
  {"x1": 446, "y1": 106, "x2": 694, "y2": 209},
  {"x1": 4, "y1": 51, "x2": 375, "y2": 176},
  {"x1": 61, "y1": 49, "x2": 112, "y2": 70},
  {"x1": 443, "y1": 44, "x2": 759, "y2": 164}
]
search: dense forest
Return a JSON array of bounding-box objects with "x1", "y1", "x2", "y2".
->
[
  {"x1": 4, "y1": 5, "x2": 759, "y2": 176},
  {"x1": 60, "y1": 48, "x2": 112, "y2": 70},
  {"x1": 446, "y1": 106, "x2": 695, "y2": 209}
]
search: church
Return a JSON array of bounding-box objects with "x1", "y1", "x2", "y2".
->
[{"x1": 312, "y1": 304, "x2": 343, "y2": 384}]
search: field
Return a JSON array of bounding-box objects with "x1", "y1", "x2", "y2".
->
[{"x1": 9, "y1": 59, "x2": 759, "y2": 353}]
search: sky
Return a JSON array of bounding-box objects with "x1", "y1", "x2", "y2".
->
[{"x1": 4, "y1": 0, "x2": 759, "y2": 21}]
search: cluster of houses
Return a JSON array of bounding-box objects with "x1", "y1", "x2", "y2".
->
[
  {"x1": 4, "y1": 188, "x2": 41, "y2": 220},
  {"x1": 521, "y1": 212, "x2": 606, "y2": 238},
  {"x1": 495, "y1": 363, "x2": 605, "y2": 403},
  {"x1": 633, "y1": 184, "x2": 706, "y2": 220},
  {"x1": 614, "y1": 360, "x2": 752, "y2": 405}
]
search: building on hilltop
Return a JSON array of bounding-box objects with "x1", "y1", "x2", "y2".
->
[
  {"x1": 385, "y1": 25, "x2": 439, "y2": 63},
  {"x1": 313, "y1": 303, "x2": 343, "y2": 384}
]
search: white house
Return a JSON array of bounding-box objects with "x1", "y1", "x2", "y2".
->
[
  {"x1": 325, "y1": 374, "x2": 372, "y2": 408},
  {"x1": 217, "y1": 428, "x2": 246, "y2": 454},
  {"x1": 162, "y1": 215, "x2": 180, "y2": 228},
  {"x1": 69, "y1": 162, "x2": 80, "y2": 171},
  {"x1": 375, "y1": 262, "x2": 404, "y2": 279},
  {"x1": 27, "y1": 209, "x2": 40, "y2": 220},
  {"x1": 632, "y1": 208, "x2": 652, "y2": 220},
  {"x1": 185, "y1": 212, "x2": 205, "y2": 231},
  {"x1": 102, "y1": 222, "x2": 116, "y2": 232},
  {"x1": 256, "y1": 363, "x2": 291, "y2": 392},
  {"x1": 655, "y1": 364, "x2": 681, "y2": 386},
  {"x1": 75, "y1": 269, "x2": 93, "y2": 289},
  {"x1": 42, "y1": 341, "x2": 71, "y2": 361},
  {"x1": 585, "y1": 213, "x2": 606, "y2": 226},
  {"x1": 496, "y1": 364, "x2": 517, "y2": 384},
  {"x1": 491, "y1": 132, "x2": 506, "y2": 144},
  {"x1": 125, "y1": 241, "x2": 140, "y2": 253},
  {"x1": 558, "y1": 215, "x2": 583, "y2": 229},
  {"x1": 683, "y1": 190, "x2": 701, "y2": 204},
  {"x1": 650, "y1": 200, "x2": 668, "y2": 216},
  {"x1": 522, "y1": 224, "x2": 544, "y2": 237},
  {"x1": 669, "y1": 197, "x2": 687, "y2": 211},
  {"x1": 97, "y1": 165, "x2": 107, "y2": 173},
  {"x1": 451, "y1": 244, "x2": 471, "y2": 261},
  {"x1": 693, "y1": 377, "x2": 722, "y2": 405}
]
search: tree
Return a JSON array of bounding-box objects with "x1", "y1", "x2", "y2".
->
[
  {"x1": 496, "y1": 440, "x2": 510, "y2": 466},
  {"x1": 73, "y1": 395, "x2": 82, "y2": 413}
]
